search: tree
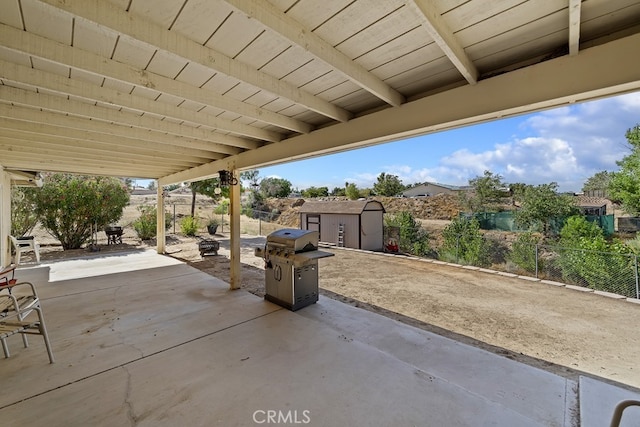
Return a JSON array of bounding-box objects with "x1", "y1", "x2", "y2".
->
[
  {"x1": 609, "y1": 125, "x2": 640, "y2": 214},
  {"x1": 345, "y1": 182, "x2": 360, "y2": 200},
  {"x1": 241, "y1": 169, "x2": 261, "y2": 191},
  {"x1": 582, "y1": 171, "x2": 611, "y2": 196},
  {"x1": 464, "y1": 170, "x2": 506, "y2": 212},
  {"x1": 260, "y1": 177, "x2": 292, "y2": 198},
  {"x1": 330, "y1": 187, "x2": 346, "y2": 196},
  {"x1": 35, "y1": 174, "x2": 130, "y2": 250},
  {"x1": 189, "y1": 178, "x2": 224, "y2": 217},
  {"x1": 384, "y1": 211, "x2": 430, "y2": 256},
  {"x1": 147, "y1": 180, "x2": 157, "y2": 191},
  {"x1": 513, "y1": 182, "x2": 579, "y2": 235},
  {"x1": 301, "y1": 186, "x2": 329, "y2": 198},
  {"x1": 11, "y1": 187, "x2": 39, "y2": 237},
  {"x1": 373, "y1": 173, "x2": 404, "y2": 196}
]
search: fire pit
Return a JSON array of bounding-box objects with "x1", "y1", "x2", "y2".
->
[
  {"x1": 104, "y1": 226, "x2": 123, "y2": 245},
  {"x1": 198, "y1": 239, "x2": 219, "y2": 257}
]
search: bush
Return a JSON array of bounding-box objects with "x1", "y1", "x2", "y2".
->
[
  {"x1": 384, "y1": 211, "x2": 431, "y2": 256},
  {"x1": 132, "y1": 206, "x2": 167, "y2": 240},
  {"x1": 508, "y1": 232, "x2": 540, "y2": 273},
  {"x1": 180, "y1": 216, "x2": 199, "y2": 236},
  {"x1": 35, "y1": 174, "x2": 130, "y2": 249},
  {"x1": 11, "y1": 187, "x2": 39, "y2": 237},
  {"x1": 554, "y1": 216, "x2": 636, "y2": 296},
  {"x1": 214, "y1": 199, "x2": 229, "y2": 214},
  {"x1": 440, "y1": 216, "x2": 489, "y2": 267}
]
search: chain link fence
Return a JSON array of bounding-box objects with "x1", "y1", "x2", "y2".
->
[
  {"x1": 437, "y1": 234, "x2": 639, "y2": 299},
  {"x1": 164, "y1": 204, "x2": 286, "y2": 237}
]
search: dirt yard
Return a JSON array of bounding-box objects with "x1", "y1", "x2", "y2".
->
[
  {"x1": 132, "y1": 233, "x2": 640, "y2": 390},
  {"x1": 22, "y1": 194, "x2": 640, "y2": 390}
]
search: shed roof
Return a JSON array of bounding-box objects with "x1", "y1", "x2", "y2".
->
[{"x1": 299, "y1": 200, "x2": 385, "y2": 215}]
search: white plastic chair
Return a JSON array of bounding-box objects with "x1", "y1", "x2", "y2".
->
[{"x1": 9, "y1": 236, "x2": 40, "y2": 265}]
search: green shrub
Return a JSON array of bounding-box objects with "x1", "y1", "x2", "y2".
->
[
  {"x1": 384, "y1": 211, "x2": 431, "y2": 256},
  {"x1": 508, "y1": 232, "x2": 540, "y2": 273},
  {"x1": 554, "y1": 216, "x2": 636, "y2": 296},
  {"x1": 440, "y1": 216, "x2": 489, "y2": 267},
  {"x1": 180, "y1": 216, "x2": 199, "y2": 236},
  {"x1": 11, "y1": 187, "x2": 39, "y2": 237},
  {"x1": 35, "y1": 174, "x2": 130, "y2": 249},
  {"x1": 133, "y1": 206, "x2": 164, "y2": 240},
  {"x1": 214, "y1": 199, "x2": 229, "y2": 214}
]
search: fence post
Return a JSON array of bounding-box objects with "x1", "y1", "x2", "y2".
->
[
  {"x1": 172, "y1": 204, "x2": 176, "y2": 234},
  {"x1": 535, "y1": 244, "x2": 539, "y2": 278},
  {"x1": 635, "y1": 255, "x2": 639, "y2": 299}
]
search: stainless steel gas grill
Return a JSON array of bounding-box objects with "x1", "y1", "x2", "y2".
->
[{"x1": 255, "y1": 229, "x2": 334, "y2": 311}]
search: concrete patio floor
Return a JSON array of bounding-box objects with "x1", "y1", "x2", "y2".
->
[{"x1": 1, "y1": 251, "x2": 639, "y2": 426}]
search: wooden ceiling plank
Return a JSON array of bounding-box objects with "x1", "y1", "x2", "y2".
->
[
  {"x1": 38, "y1": 0, "x2": 352, "y2": 123},
  {"x1": 223, "y1": 0, "x2": 406, "y2": 107},
  {"x1": 408, "y1": 0, "x2": 478, "y2": 84},
  {"x1": 0, "y1": 139, "x2": 203, "y2": 169},
  {"x1": 0, "y1": 59, "x2": 274, "y2": 145},
  {"x1": 0, "y1": 85, "x2": 243, "y2": 155},
  {"x1": 0, "y1": 23, "x2": 312, "y2": 134},
  {"x1": 0, "y1": 104, "x2": 229, "y2": 159},
  {"x1": 159, "y1": 31, "x2": 640, "y2": 185},
  {"x1": 0, "y1": 153, "x2": 179, "y2": 178},
  {"x1": 0, "y1": 135, "x2": 212, "y2": 167},
  {"x1": 0, "y1": 114, "x2": 220, "y2": 161},
  {"x1": 0, "y1": 127, "x2": 222, "y2": 163}
]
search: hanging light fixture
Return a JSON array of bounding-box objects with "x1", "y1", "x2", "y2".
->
[{"x1": 218, "y1": 170, "x2": 238, "y2": 187}]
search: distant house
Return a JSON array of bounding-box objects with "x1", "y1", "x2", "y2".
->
[
  {"x1": 402, "y1": 182, "x2": 467, "y2": 198},
  {"x1": 299, "y1": 200, "x2": 385, "y2": 251}
]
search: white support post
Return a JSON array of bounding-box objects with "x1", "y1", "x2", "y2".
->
[
  {"x1": 156, "y1": 184, "x2": 165, "y2": 254},
  {"x1": 0, "y1": 169, "x2": 10, "y2": 267},
  {"x1": 229, "y1": 170, "x2": 241, "y2": 290}
]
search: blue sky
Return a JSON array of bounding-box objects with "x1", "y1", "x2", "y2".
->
[
  {"x1": 136, "y1": 92, "x2": 639, "y2": 193},
  {"x1": 257, "y1": 91, "x2": 640, "y2": 193}
]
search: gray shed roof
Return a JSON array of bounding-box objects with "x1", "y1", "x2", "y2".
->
[{"x1": 299, "y1": 200, "x2": 385, "y2": 215}]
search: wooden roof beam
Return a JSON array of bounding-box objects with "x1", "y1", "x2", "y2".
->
[
  {"x1": 409, "y1": 0, "x2": 479, "y2": 84},
  {"x1": 38, "y1": 0, "x2": 352, "y2": 123},
  {"x1": 224, "y1": 0, "x2": 406, "y2": 107},
  {"x1": 0, "y1": 86, "x2": 243, "y2": 155},
  {"x1": 0, "y1": 23, "x2": 312, "y2": 134},
  {"x1": 569, "y1": 0, "x2": 582, "y2": 56},
  {"x1": 0, "y1": 59, "x2": 275, "y2": 145}
]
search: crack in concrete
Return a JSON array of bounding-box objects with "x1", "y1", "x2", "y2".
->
[{"x1": 122, "y1": 366, "x2": 137, "y2": 426}]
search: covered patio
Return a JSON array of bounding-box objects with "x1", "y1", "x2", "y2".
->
[
  {"x1": 2, "y1": 251, "x2": 639, "y2": 426},
  {"x1": 1, "y1": 1, "x2": 640, "y2": 424}
]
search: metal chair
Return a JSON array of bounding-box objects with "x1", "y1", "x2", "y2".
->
[
  {"x1": 9, "y1": 235, "x2": 41, "y2": 265},
  {"x1": 0, "y1": 265, "x2": 52, "y2": 362}
]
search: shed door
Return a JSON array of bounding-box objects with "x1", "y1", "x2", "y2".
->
[{"x1": 307, "y1": 215, "x2": 320, "y2": 234}]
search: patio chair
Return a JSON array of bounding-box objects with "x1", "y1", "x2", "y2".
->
[
  {"x1": 9, "y1": 235, "x2": 41, "y2": 265},
  {"x1": 0, "y1": 265, "x2": 47, "y2": 357},
  {"x1": 0, "y1": 295, "x2": 54, "y2": 363}
]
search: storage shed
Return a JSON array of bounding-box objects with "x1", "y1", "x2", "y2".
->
[{"x1": 299, "y1": 200, "x2": 385, "y2": 251}]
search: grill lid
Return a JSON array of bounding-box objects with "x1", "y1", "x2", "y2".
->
[{"x1": 267, "y1": 229, "x2": 318, "y2": 252}]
